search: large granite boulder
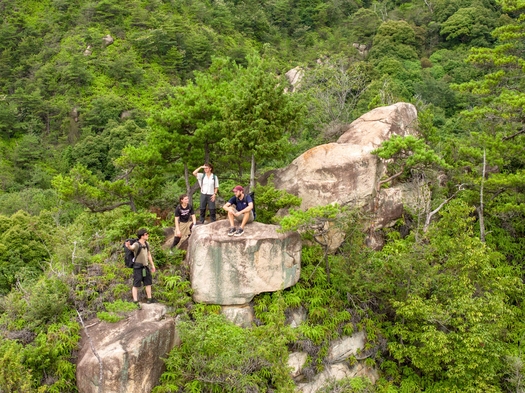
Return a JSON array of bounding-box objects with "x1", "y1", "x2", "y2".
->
[
  {"x1": 266, "y1": 103, "x2": 418, "y2": 212},
  {"x1": 264, "y1": 103, "x2": 421, "y2": 227},
  {"x1": 188, "y1": 220, "x2": 301, "y2": 305},
  {"x1": 337, "y1": 102, "x2": 417, "y2": 146},
  {"x1": 76, "y1": 304, "x2": 178, "y2": 393}
]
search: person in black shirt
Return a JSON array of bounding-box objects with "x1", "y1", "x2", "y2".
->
[{"x1": 171, "y1": 194, "x2": 197, "y2": 249}]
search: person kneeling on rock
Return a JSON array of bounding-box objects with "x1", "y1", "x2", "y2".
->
[{"x1": 222, "y1": 185, "x2": 254, "y2": 237}]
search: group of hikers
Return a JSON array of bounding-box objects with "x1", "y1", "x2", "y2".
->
[
  {"x1": 124, "y1": 163, "x2": 254, "y2": 305},
  {"x1": 172, "y1": 163, "x2": 254, "y2": 248}
]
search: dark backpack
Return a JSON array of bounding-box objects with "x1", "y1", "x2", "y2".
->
[
  {"x1": 123, "y1": 239, "x2": 148, "y2": 268},
  {"x1": 249, "y1": 192, "x2": 256, "y2": 220}
]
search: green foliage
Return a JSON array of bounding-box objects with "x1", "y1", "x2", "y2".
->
[
  {"x1": 279, "y1": 204, "x2": 342, "y2": 233},
  {"x1": 155, "y1": 270, "x2": 193, "y2": 315},
  {"x1": 23, "y1": 277, "x2": 70, "y2": 328},
  {"x1": 369, "y1": 21, "x2": 419, "y2": 63},
  {"x1": 440, "y1": 6, "x2": 499, "y2": 46},
  {"x1": 154, "y1": 313, "x2": 295, "y2": 393},
  {"x1": 220, "y1": 54, "x2": 304, "y2": 172},
  {"x1": 372, "y1": 135, "x2": 451, "y2": 182},
  {"x1": 317, "y1": 376, "x2": 373, "y2": 392},
  {"x1": 371, "y1": 201, "x2": 520, "y2": 391},
  {"x1": 3, "y1": 0, "x2": 525, "y2": 392},
  {"x1": 299, "y1": 55, "x2": 373, "y2": 140},
  {"x1": 0, "y1": 339, "x2": 36, "y2": 393},
  {"x1": 253, "y1": 179, "x2": 301, "y2": 224},
  {"x1": 0, "y1": 210, "x2": 49, "y2": 294},
  {"x1": 97, "y1": 299, "x2": 139, "y2": 322}
]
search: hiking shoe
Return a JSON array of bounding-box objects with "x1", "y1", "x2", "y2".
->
[
  {"x1": 228, "y1": 227, "x2": 236, "y2": 236},
  {"x1": 133, "y1": 301, "x2": 141, "y2": 309},
  {"x1": 146, "y1": 298, "x2": 157, "y2": 304},
  {"x1": 234, "y1": 228, "x2": 244, "y2": 237}
]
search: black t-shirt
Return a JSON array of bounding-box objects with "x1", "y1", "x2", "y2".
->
[{"x1": 175, "y1": 204, "x2": 194, "y2": 223}]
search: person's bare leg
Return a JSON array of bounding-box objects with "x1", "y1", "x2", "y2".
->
[
  {"x1": 132, "y1": 286, "x2": 139, "y2": 301},
  {"x1": 228, "y1": 210, "x2": 236, "y2": 227},
  {"x1": 240, "y1": 213, "x2": 250, "y2": 229},
  {"x1": 145, "y1": 285, "x2": 152, "y2": 299}
]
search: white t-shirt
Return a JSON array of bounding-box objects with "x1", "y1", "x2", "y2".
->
[{"x1": 198, "y1": 173, "x2": 219, "y2": 195}]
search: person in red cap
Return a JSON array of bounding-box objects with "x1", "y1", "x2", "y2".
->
[{"x1": 222, "y1": 185, "x2": 254, "y2": 236}]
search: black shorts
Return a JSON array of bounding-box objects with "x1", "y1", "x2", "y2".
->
[{"x1": 133, "y1": 265, "x2": 152, "y2": 287}]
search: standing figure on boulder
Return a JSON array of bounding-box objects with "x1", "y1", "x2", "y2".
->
[
  {"x1": 193, "y1": 163, "x2": 219, "y2": 224},
  {"x1": 125, "y1": 228, "x2": 156, "y2": 305},
  {"x1": 223, "y1": 185, "x2": 254, "y2": 237},
  {"x1": 171, "y1": 194, "x2": 197, "y2": 249}
]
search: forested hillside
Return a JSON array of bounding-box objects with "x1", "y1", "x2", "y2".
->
[{"x1": 1, "y1": 0, "x2": 524, "y2": 391}]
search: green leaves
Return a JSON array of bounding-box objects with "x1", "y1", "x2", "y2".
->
[
  {"x1": 154, "y1": 313, "x2": 295, "y2": 393},
  {"x1": 383, "y1": 201, "x2": 522, "y2": 391}
]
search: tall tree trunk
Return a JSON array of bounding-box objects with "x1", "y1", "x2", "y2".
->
[
  {"x1": 249, "y1": 153, "x2": 256, "y2": 193},
  {"x1": 184, "y1": 163, "x2": 192, "y2": 205},
  {"x1": 204, "y1": 141, "x2": 210, "y2": 163},
  {"x1": 479, "y1": 148, "x2": 486, "y2": 242},
  {"x1": 125, "y1": 172, "x2": 137, "y2": 212}
]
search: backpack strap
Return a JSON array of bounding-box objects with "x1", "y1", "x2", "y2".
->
[{"x1": 134, "y1": 241, "x2": 149, "y2": 259}]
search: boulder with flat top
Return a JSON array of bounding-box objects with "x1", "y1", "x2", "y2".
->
[
  {"x1": 188, "y1": 220, "x2": 301, "y2": 305},
  {"x1": 76, "y1": 304, "x2": 178, "y2": 393}
]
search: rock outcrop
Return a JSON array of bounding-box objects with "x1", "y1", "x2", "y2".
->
[
  {"x1": 187, "y1": 220, "x2": 301, "y2": 305},
  {"x1": 285, "y1": 66, "x2": 304, "y2": 93},
  {"x1": 296, "y1": 363, "x2": 378, "y2": 393},
  {"x1": 264, "y1": 103, "x2": 421, "y2": 229},
  {"x1": 290, "y1": 330, "x2": 378, "y2": 392},
  {"x1": 76, "y1": 304, "x2": 178, "y2": 393}
]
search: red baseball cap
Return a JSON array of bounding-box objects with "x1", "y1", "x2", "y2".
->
[{"x1": 232, "y1": 185, "x2": 244, "y2": 192}]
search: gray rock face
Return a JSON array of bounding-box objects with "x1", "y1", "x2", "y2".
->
[
  {"x1": 188, "y1": 220, "x2": 301, "y2": 305},
  {"x1": 221, "y1": 305, "x2": 255, "y2": 328},
  {"x1": 285, "y1": 66, "x2": 304, "y2": 92},
  {"x1": 337, "y1": 102, "x2": 417, "y2": 146},
  {"x1": 326, "y1": 331, "x2": 366, "y2": 363},
  {"x1": 76, "y1": 304, "x2": 178, "y2": 393},
  {"x1": 265, "y1": 103, "x2": 421, "y2": 229},
  {"x1": 296, "y1": 363, "x2": 378, "y2": 393}
]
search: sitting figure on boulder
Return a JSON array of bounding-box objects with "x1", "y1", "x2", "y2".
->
[
  {"x1": 171, "y1": 194, "x2": 197, "y2": 249},
  {"x1": 223, "y1": 185, "x2": 254, "y2": 237}
]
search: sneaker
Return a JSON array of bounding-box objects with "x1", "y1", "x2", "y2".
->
[
  {"x1": 133, "y1": 301, "x2": 141, "y2": 309},
  {"x1": 233, "y1": 228, "x2": 244, "y2": 237},
  {"x1": 146, "y1": 298, "x2": 157, "y2": 304},
  {"x1": 227, "y1": 227, "x2": 236, "y2": 236}
]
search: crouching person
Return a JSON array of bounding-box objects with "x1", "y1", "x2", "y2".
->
[
  {"x1": 171, "y1": 194, "x2": 197, "y2": 249},
  {"x1": 222, "y1": 185, "x2": 254, "y2": 237}
]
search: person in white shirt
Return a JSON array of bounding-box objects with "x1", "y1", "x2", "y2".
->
[{"x1": 193, "y1": 163, "x2": 219, "y2": 224}]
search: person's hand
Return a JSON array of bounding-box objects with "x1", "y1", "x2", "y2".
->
[
  {"x1": 176, "y1": 230, "x2": 181, "y2": 237},
  {"x1": 211, "y1": 195, "x2": 216, "y2": 202},
  {"x1": 151, "y1": 266, "x2": 156, "y2": 273},
  {"x1": 125, "y1": 241, "x2": 130, "y2": 248}
]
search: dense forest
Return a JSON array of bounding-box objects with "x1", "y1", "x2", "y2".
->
[{"x1": 1, "y1": 0, "x2": 525, "y2": 391}]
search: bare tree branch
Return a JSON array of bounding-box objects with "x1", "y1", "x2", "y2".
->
[
  {"x1": 76, "y1": 309, "x2": 103, "y2": 393},
  {"x1": 423, "y1": 184, "x2": 465, "y2": 232}
]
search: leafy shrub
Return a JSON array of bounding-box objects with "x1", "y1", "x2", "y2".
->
[
  {"x1": 154, "y1": 313, "x2": 295, "y2": 393},
  {"x1": 0, "y1": 339, "x2": 35, "y2": 393},
  {"x1": 97, "y1": 299, "x2": 139, "y2": 322},
  {"x1": 253, "y1": 179, "x2": 301, "y2": 224},
  {"x1": 24, "y1": 277, "x2": 70, "y2": 328}
]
